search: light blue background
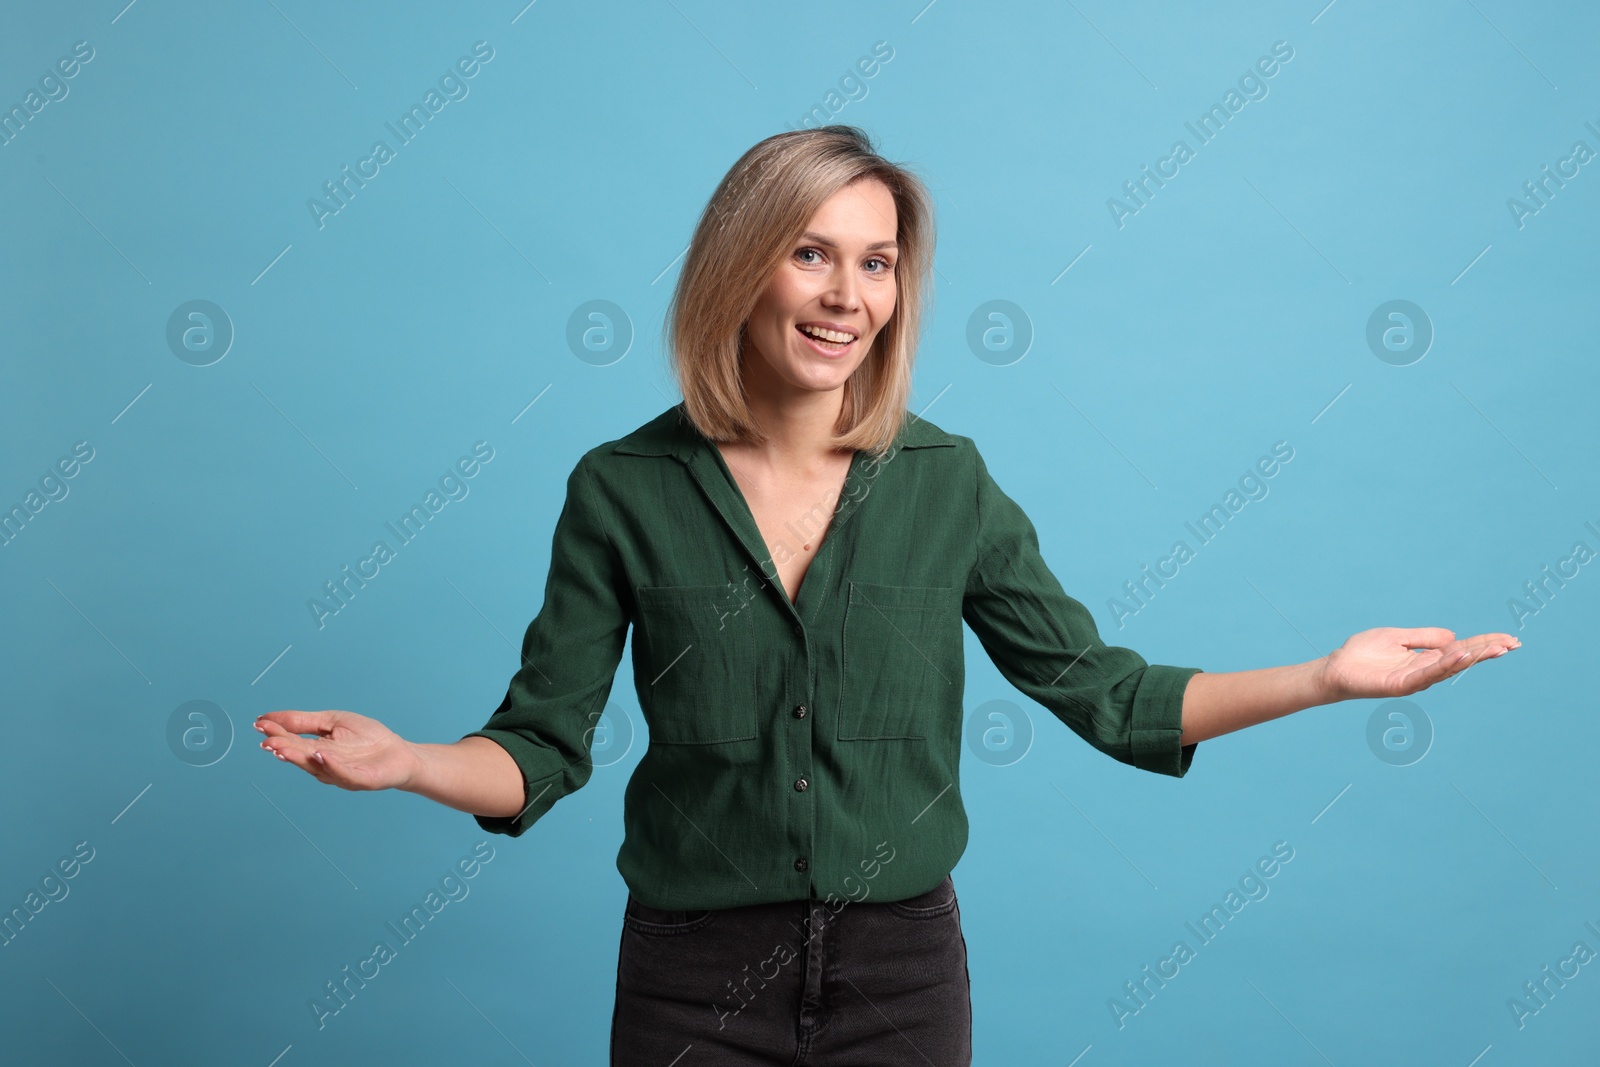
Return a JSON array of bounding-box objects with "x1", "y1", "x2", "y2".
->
[{"x1": 3, "y1": 0, "x2": 1596, "y2": 1062}]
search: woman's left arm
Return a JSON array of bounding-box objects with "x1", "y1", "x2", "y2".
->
[{"x1": 1179, "y1": 627, "x2": 1522, "y2": 746}]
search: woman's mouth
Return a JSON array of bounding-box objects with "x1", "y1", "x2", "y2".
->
[{"x1": 795, "y1": 324, "x2": 857, "y2": 358}]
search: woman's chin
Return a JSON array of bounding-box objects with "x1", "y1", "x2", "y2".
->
[{"x1": 787, "y1": 367, "x2": 857, "y2": 394}]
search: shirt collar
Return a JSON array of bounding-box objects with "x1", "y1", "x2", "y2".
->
[{"x1": 610, "y1": 401, "x2": 956, "y2": 462}]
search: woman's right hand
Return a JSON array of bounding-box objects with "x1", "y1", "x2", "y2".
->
[{"x1": 255, "y1": 710, "x2": 422, "y2": 792}]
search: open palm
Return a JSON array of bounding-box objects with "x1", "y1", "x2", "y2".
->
[
  {"x1": 255, "y1": 709, "x2": 420, "y2": 792},
  {"x1": 1316, "y1": 627, "x2": 1520, "y2": 702}
]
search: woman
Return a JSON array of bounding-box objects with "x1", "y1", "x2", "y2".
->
[{"x1": 256, "y1": 126, "x2": 1519, "y2": 1064}]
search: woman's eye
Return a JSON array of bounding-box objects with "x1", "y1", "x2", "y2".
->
[{"x1": 795, "y1": 247, "x2": 892, "y2": 273}]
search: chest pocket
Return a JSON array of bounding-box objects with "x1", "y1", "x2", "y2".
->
[
  {"x1": 636, "y1": 584, "x2": 758, "y2": 744},
  {"x1": 838, "y1": 582, "x2": 960, "y2": 740}
]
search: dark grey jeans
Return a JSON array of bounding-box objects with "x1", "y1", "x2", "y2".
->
[{"x1": 611, "y1": 873, "x2": 972, "y2": 1065}]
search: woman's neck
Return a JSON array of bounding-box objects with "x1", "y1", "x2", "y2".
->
[{"x1": 736, "y1": 384, "x2": 850, "y2": 469}]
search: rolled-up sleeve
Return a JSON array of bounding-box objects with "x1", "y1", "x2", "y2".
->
[
  {"x1": 460, "y1": 453, "x2": 631, "y2": 835},
  {"x1": 960, "y1": 448, "x2": 1202, "y2": 777}
]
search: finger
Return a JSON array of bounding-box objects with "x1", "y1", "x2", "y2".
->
[
  {"x1": 255, "y1": 719, "x2": 296, "y2": 740},
  {"x1": 261, "y1": 733, "x2": 325, "y2": 764},
  {"x1": 1444, "y1": 646, "x2": 1491, "y2": 676},
  {"x1": 1450, "y1": 634, "x2": 1520, "y2": 659},
  {"x1": 256, "y1": 710, "x2": 340, "y2": 736},
  {"x1": 1415, "y1": 648, "x2": 1465, "y2": 684},
  {"x1": 1466, "y1": 632, "x2": 1522, "y2": 651},
  {"x1": 1404, "y1": 647, "x2": 1476, "y2": 691},
  {"x1": 1398, "y1": 628, "x2": 1456, "y2": 650},
  {"x1": 264, "y1": 737, "x2": 335, "y2": 781}
]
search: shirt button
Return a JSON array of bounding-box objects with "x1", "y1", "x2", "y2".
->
[
  {"x1": 794, "y1": 777, "x2": 808, "y2": 792},
  {"x1": 794, "y1": 857, "x2": 809, "y2": 872},
  {"x1": 792, "y1": 623, "x2": 803, "y2": 638},
  {"x1": 792, "y1": 704, "x2": 808, "y2": 719}
]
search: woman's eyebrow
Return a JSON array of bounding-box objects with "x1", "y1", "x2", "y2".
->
[{"x1": 800, "y1": 231, "x2": 899, "y2": 252}]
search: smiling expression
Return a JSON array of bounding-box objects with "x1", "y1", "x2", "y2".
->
[{"x1": 740, "y1": 176, "x2": 899, "y2": 400}]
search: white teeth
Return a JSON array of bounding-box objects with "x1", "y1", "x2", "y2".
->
[{"x1": 798, "y1": 324, "x2": 855, "y2": 344}]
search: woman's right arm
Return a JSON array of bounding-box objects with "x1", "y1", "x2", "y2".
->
[
  {"x1": 254, "y1": 711, "x2": 526, "y2": 820},
  {"x1": 406, "y1": 735, "x2": 524, "y2": 819},
  {"x1": 257, "y1": 450, "x2": 632, "y2": 834},
  {"x1": 403, "y1": 736, "x2": 525, "y2": 819}
]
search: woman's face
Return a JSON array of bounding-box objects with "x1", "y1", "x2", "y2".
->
[{"x1": 741, "y1": 176, "x2": 899, "y2": 403}]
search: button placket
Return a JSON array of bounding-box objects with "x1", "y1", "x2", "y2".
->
[{"x1": 788, "y1": 630, "x2": 814, "y2": 890}]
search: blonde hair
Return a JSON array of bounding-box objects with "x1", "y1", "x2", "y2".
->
[{"x1": 663, "y1": 125, "x2": 936, "y2": 458}]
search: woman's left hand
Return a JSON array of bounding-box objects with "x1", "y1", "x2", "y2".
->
[{"x1": 1315, "y1": 627, "x2": 1521, "y2": 702}]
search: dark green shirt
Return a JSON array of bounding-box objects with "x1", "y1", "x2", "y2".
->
[{"x1": 463, "y1": 403, "x2": 1203, "y2": 910}]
